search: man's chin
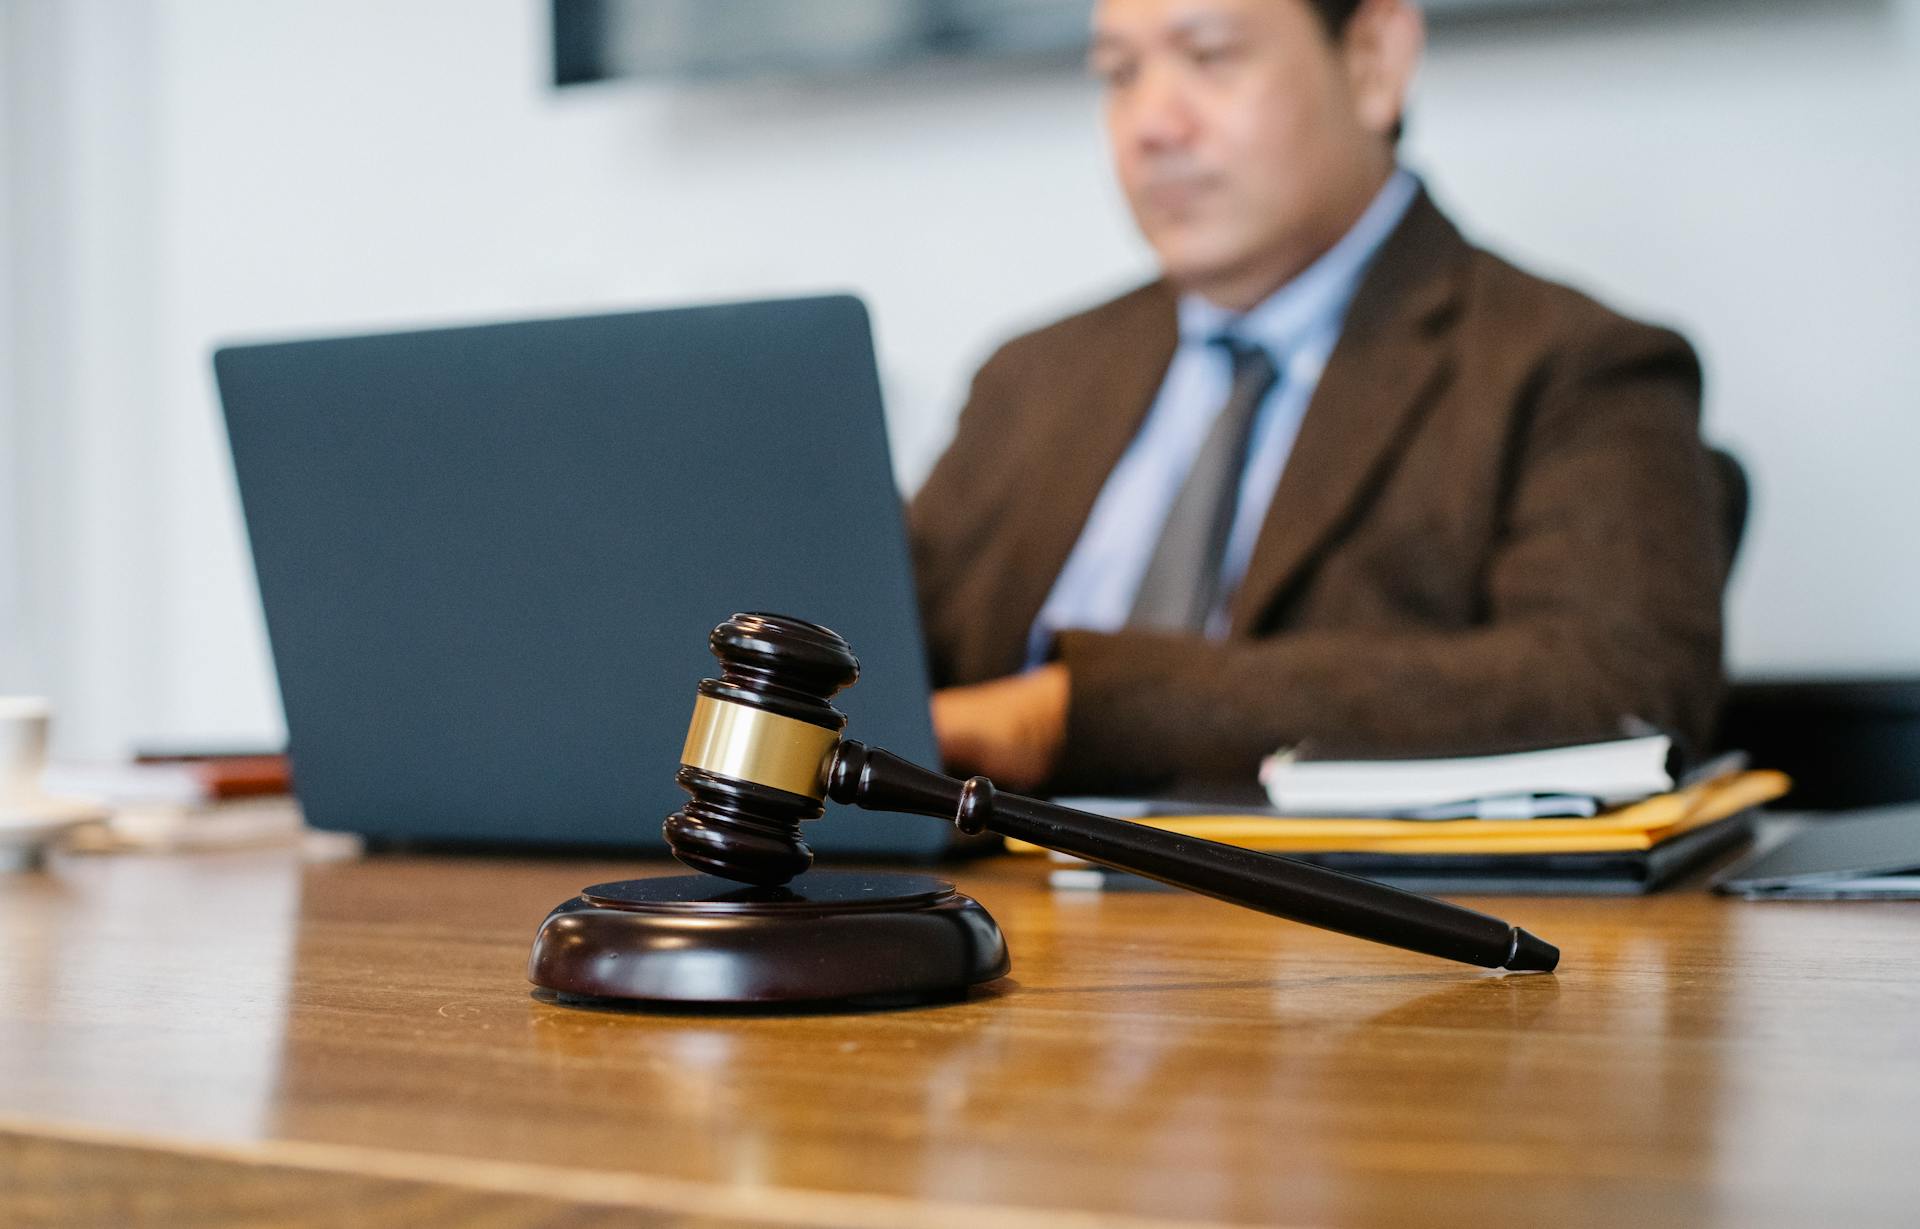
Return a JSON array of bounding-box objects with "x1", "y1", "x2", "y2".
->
[{"x1": 1149, "y1": 243, "x2": 1247, "y2": 298}]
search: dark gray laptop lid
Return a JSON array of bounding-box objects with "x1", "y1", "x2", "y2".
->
[
  {"x1": 216, "y1": 294, "x2": 946, "y2": 855},
  {"x1": 1716, "y1": 804, "x2": 1920, "y2": 893}
]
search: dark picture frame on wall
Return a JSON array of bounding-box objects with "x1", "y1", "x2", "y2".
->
[{"x1": 551, "y1": 0, "x2": 1666, "y2": 86}]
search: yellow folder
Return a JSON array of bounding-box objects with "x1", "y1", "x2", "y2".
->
[{"x1": 1006, "y1": 770, "x2": 1790, "y2": 856}]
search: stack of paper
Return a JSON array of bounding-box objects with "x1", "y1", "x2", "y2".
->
[
  {"x1": 1019, "y1": 771, "x2": 1787, "y2": 856},
  {"x1": 43, "y1": 755, "x2": 317, "y2": 854},
  {"x1": 1257, "y1": 734, "x2": 1676, "y2": 818},
  {"x1": 1021, "y1": 770, "x2": 1792, "y2": 895}
]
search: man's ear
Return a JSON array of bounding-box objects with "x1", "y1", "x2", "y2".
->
[{"x1": 1343, "y1": 0, "x2": 1425, "y2": 141}]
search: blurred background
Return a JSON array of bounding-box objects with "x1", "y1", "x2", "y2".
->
[{"x1": 2, "y1": 0, "x2": 1917, "y2": 759}]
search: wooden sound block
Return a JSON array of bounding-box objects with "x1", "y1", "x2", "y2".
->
[{"x1": 527, "y1": 870, "x2": 1010, "y2": 1010}]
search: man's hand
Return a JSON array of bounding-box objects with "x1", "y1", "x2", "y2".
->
[{"x1": 930, "y1": 663, "x2": 1070, "y2": 792}]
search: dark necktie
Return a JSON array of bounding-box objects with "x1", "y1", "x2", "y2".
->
[{"x1": 1127, "y1": 336, "x2": 1280, "y2": 632}]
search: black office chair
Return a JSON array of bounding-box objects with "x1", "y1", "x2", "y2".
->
[
  {"x1": 1706, "y1": 447, "x2": 1920, "y2": 807},
  {"x1": 1708, "y1": 446, "x2": 1749, "y2": 573},
  {"x1": 1720, "y1": 680, "x2": 1920, "y2": 809}
]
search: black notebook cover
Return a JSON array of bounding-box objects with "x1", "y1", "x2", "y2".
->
[
  {"x1": 1053, "y1": 813, "x2": 1757, "y2": 897},
  {"x1": 1301, "y1": 814, "x2": 1755, "y2": 896}
]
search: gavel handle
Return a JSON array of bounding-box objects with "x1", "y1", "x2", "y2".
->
[{"x1": 825, "y1": 740, "x2": 1558, "y2": 973}]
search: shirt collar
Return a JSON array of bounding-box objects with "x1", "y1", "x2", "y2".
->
[{"x1": 1176, "y1": 167, "x2": 1420, "y2": 359}]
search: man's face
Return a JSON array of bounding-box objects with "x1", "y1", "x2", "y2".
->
[{"x1": 1091, "y1": 0, "x2": 1398, "y2": 308}]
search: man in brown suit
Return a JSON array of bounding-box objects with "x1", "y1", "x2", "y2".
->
[{"x1": 914, "y1": 0, "x2": 1726, "y2": 794}]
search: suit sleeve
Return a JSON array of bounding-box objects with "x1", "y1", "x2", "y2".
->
[
  {"x1": 1050, "y1": 322, "x2": 1727, "y2": 793},
  {"x1": 907, "y1": 344, "x2": 1020, "y2": 687}
]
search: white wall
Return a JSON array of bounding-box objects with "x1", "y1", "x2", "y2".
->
[
  {"x1": 1411, "y1": 0, "x2": 1920, "y2": 673},
  {"x1": 0, "y1": 6, "x2": 16, "y2": 688},
  {"x1": 7, "y1": 0, "x2": 1919, "y2": 757},
  {"x1": 5, "y1": 0, "x2": 169, "y2": 749}
]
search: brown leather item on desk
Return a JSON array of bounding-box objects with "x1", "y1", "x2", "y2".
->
[{"x1": 5, "y1": 849, "x2": 1919, "y2": 1227}]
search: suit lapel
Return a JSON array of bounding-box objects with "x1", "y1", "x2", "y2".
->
[
  {"x1": 986, "y1": 283, "x2": 1178, "y2": 673},
  {"x1": 1228, "y1": 193, "x2": 1471, "y2": 633}
]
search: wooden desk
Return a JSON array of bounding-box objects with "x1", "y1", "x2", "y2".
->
[{"x1": 4, "y1": 848, "x2": 1918, "y2": 1227}]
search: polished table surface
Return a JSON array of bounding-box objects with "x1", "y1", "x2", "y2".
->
[{"x1": 4, "y1": 845, "x2": 1919, "y2": 1227}]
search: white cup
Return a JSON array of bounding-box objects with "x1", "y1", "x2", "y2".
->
[{"x1": 0, "y1": 696, "x2": 53, "y2": 805}]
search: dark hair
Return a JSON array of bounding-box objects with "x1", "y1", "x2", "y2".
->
[
  {"x1": 1305, "y1": 0, "x2": 1366, "y2": 37},
  {"x1": 1304, "y1": 0, "x2": 1406, "y2": 143}
]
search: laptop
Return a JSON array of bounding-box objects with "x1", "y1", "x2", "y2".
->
[{"x1": 215, "y1": 294, "x2": 963, "y2": 858}]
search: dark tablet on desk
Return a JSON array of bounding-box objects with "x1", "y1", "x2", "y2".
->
[
  {"x1": 1715, "y1": 804, "x2": 1920, "y2": 899},
  {"x1": 215, "y1": 295, "x2": 955, "y2": 857}
]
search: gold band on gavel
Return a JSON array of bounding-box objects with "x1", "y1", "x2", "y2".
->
[{"x1": 678, "y1": 694, "x2": 841, "y2": 801}]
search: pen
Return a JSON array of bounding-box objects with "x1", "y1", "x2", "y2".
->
[{"x1": 1680, "y1": 749, "x2": 1751, "y2": 790}]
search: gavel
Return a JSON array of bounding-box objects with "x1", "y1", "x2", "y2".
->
[{"x1": 663, "y1": 612, "x2": 1558, "y2": 973}]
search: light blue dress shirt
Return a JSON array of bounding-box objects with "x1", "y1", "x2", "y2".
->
[{"x1": 1026, "y1": 169, "x2": 1419, "y2": 667}]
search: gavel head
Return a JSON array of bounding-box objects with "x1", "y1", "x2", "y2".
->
[{"x1": 664, "y1": 613, "x2": 859, "y2": 886}]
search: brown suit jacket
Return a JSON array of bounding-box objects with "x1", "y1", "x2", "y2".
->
[{"x1": 909, "y1": 192, "x2": 1727, "y2": 794}]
